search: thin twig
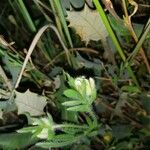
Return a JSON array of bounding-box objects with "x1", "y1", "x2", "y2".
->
[
  {"x1": 122, "y1": 0, "x2": 150, "y2": 74},
  {"x1": 95, "y1": 76, "x2": 132, "y2": 83},
  {"x1": 43, "y1": 47, "x2": 99, "y2": 70},
  {"x1": 93, "y1": 0, "x2": 140, "y2": 88},
  {"x1": 127, "y1": 17, "x2": 150, "y2": 64}
]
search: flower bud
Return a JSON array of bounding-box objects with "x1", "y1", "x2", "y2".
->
[{"x1": 74, "y1": 76, "x2": 96, "y2": 103}]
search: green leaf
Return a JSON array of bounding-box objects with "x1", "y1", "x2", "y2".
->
[
  {"x1": 63, "y1": 125, "x2": 86, "y2": 134},
  {"x1": 67, "y1": 105, "x2": 89, "y2": 112},
  {"x1": 66, "y1": 74, "x2": 75, "y2": 88},
  {"x1": 0, "y1": 133, "x2": 38, "y2": 149},
  {"x1": 37, "y1": 134, "x2": 82, "y2": 148},
  {"x1": 18, "y1": 126, "x2": 37, "y2": 133},
  {"x1": 88, "y1": 130, "x2": 98, "y2": 137},
  {"x1": 53, "y1": 134, "x2": 75, "y2": 142},
  {"x1": 85, "y1": 115, "x2": 93, "y2": 127},
  {"x1": 36, "y1": 140, "x2": 75, "y2": 148},
  {"x1": 32, "y1": 127, "x2": 43, "y2": 138},
  {"x1": 62, "y1": 100, "x2": 82, "y2": 106},
  {"x1": 64, "y1": 89, "x2": 82, "y2": 100}
]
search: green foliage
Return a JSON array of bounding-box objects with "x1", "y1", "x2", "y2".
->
[
  {"x1": 16, "y1": 75, "x2": 99, "y2": 149},
  {"x1": 9, "y1": 0, "x2": 36, "y2": 32},
  {"x1": 52, "y1": 0, "x2": 73, "y2": 48},
  {"x1": 108, "y1": 14, "x2": 150, "y2": 39},
  {"x1": 93, "y1": 0, "x2": 139, "y2": 88},
  {"x1": 62, "y1": 74, "x2": 97, "y2": 112},
  {"x1": 0, "y1": 133, "x2": 38, "y2": 149},
  {"x1": 0, "y1": 0, "x2": 150, "y2": 149},
  {"x1": 18, "y1": 113, "x2": 98, "y2": 149}
]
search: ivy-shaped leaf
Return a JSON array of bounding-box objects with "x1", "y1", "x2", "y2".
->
[
  {"x1": 67, "y1": 4, "x2": 108, "y2": 44},
  {"x1": 15, "y1": 89, "x2": 47, "y2": 116}
]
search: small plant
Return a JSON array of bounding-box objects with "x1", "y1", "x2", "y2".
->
[{"x1": 18, "y1": 74, "x2": 100, "y2": 149}]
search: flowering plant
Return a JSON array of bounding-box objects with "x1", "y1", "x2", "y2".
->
[{"x1": 62, "y1": 74, "x2": 97, "y2": 112}]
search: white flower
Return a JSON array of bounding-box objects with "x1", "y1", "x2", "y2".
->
[
  {"x1": 74, "y1": 76, "x2": 96, "y2": 102},
  {"x1": 74, "y1": 76, "x2": 85, "y2": 92}
]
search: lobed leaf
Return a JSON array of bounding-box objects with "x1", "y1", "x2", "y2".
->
[
  {"x1": 62, "y1": 100, "x2": 82, "y2": 107},
  {"x1": 64, "y1": 89, "x2": 82, "y2": 100}
]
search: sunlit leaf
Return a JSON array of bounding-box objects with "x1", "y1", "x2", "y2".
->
[
  {"x1": 64, "y1": 89, "x2": 82, "y2": 100},
  {"x1": 67, "y1": 105, "x2": 89, "y2": 112},
  {"x1": 62, "y1": 100, "x2": 82, "y2": 106}
]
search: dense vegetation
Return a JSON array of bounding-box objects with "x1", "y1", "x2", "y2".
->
[{"x1": 0, "y1": 0, "x2": 150, "y2": 149}]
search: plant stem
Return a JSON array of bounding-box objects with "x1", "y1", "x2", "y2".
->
[
  {"x1": 53, "y1": 0, "x2": 73, "y2": 48},
  {"x1": 49, "y1": 0, "x2": 67, "y2": 46},
  {"x1": 53, "y1": 124, "x2": 89, "y2": 130},
  {"x1": 16, "y1": 0, "x2": 36, "y2": 32},
  {"x1": 93, "y1": 0, "x2": 139, "y2": 88},
  {"x1": 122, "y1": 0, "x2": 150, "y2": 74},
  {"x1": 127, "y1": 17, "x2": 150, "y2": 64}
]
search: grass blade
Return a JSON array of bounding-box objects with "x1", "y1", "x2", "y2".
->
[{"x1": 93, "y1": 0, "x2": 139, "y2": 88}]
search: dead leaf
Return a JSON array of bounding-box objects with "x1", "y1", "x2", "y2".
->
[
  {"x1": 67, "y1": 4, "x2": 108, "y2": 44},
  {"x1": 15, "y1": 90, "x2": 47, "y2": 116}
]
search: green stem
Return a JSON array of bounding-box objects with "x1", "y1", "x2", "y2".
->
[
  {"x1": 127, "y1": 17, "x2": 150, "y2": 63},
  {"x1": 93, "y1": 0, "x2": 139, "y2": 88},
  {"x1": 16, "y1": 0, "x2": 36, "y2": 32},
  {"x1": 49, "y1": 0, "x2": 67, "y2": 45},
  {"x1": 53, "y1": 0, "x2": 73, "y2": 48}
]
